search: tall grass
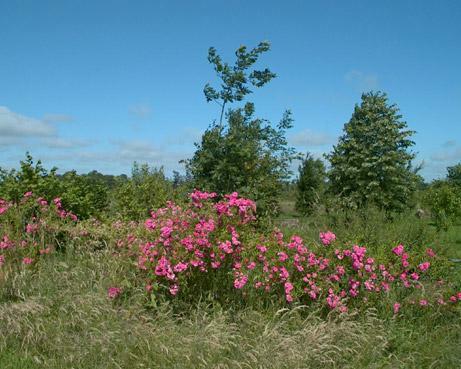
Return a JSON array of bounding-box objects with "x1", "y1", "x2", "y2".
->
[{"x1": 0, "y1": 246, "x2": 460, "y2": 369}]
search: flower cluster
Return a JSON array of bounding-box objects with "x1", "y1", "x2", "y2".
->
[
  {"x1": 109, "y1": 191, "x2": 461, "y2": 314},
  {"x1": 0, "y1": 192, "x2": 78, "y2": 270}
]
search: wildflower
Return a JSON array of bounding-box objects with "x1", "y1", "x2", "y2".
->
[
  {"x1": 426, "y1": 248, "x2": 436, "y2": 258},
  {"x1": 234, "y1": 274, "x2": 248, "y2": 289},
  {"x1": 319, "y1": 231, "x2": 336, "y2": 246},
  {"x1": 393, "y1": 302, "x2": 401, "y2": 314},
  {"x1": 22, "y1": 257, "x2": 33, "y2": 265},
  {"x1": 108, "y1": 287, "x2": 122, "y2": 299},
  {"x1": 24, "y1": 191, "x2": 33, "y2": 198},
  {"x1": 277, "y1": 251, "x2": 289, "y2": 262},
  {"x1": 169, "y1": 284, "x2": 179, "y2": 295},
  {"x1": 392, "y1": 244, "x2": 404, "y2": 256},
  {"x1": 419, "y1": 299, "x2": 428, "y2": 306},
  {"x1": 418, "y1": 262, "x2": 430, "y2": 272}
]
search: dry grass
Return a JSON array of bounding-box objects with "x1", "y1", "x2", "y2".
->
[{"x1": 0, "y1": 248, "x2": 459, "y2": 369}]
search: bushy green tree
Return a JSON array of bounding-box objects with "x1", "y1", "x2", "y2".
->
[
  {"x1": 112, "y1": 162, "x2": 173, "y2": 219},
  {"x1": 187, "y1": 41, "x2": 297, "y2": 216},
  {"x1": 0, "y1": 153, "x2": 61, "y2": 202},
  {"x1": 326, "y1": 91, "x2": 417, "y2": 212},
  {"x1": 0, "y1": 153, "x2": 109, "y2": 219},
  {"x1": 59, "y1": 170, "x2": 109, "y2": 219},
  {"x1": 295, "y1": 153, "x2": 326, "y2": 215},
  {"x1": 447, "y1": 162, "x2": 461, "y2": 186}
]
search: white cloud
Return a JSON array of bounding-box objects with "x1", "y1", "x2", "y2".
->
[
  {"x1": 0, "y1": 106, "x2": 56, "y2": 138},
  {"x1": 344, "y1": 70, "x2": 379, "y2": 91},
  {"x1": 289, "y1": 129, "x2": 334, "y2": 147}
]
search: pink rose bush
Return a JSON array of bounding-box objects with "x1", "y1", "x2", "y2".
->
[
  {"x1": 1, "y1": 189, "x2": 460, "y2": 316},
  {"x1": 108, "y1": 190, "x2": 461, "y2": 315},
  {"x1": 0, "y1": 192, "x2": 78, "y2": 275}
]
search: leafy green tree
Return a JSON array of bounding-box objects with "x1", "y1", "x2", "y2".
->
[
  {"x1": 0, "y1": 153, "x2": 61, "y2": 202},
  {"x1": 60, "y1": 170, "x2": 109, "y2": 219},
  {"x1": 187, "y1": 41, "x2": 297, "y2": 216},
  {"x1": 0, "y1": 153, "x2": 109, "y2": 219},
  {"x1": 295, "y1": 153, "x2": 326, "y2": 215},
  {"x1": 423, "y1": 180, "x2": 461, "y2": 230},
  {"x1": 112, "y1": 162, "x2": 173, "y2": 219},
  {"x1": 326, "y1": 91, "x2": 417, "y2": 211},
  {"x1": 447, "y1": 163, "x2": 461, "y2": 186}
]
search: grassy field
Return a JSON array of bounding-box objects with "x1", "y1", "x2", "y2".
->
[{"x1": 1, "y1": 246, "x2": 460, "y2": 369}]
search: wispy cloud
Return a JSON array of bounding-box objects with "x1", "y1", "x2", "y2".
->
[
  {"x1": 42, "y1": 114, "x2": 74, "y2": 123},
  {"x1": 166, "y1": 127, "x2": 202, "y2": 145},
  {"x1": 442, "y1": 139, "x2": 457, "y2": 148},
  {"x1": 0, "y1": 106, "x2": 56, "y2": 138},
  {"x1": 430, "y1": 147, "x2": 461, "y2": 162},
  {"x1": 344, "y1": 70, "x2": 379, "y2": 91},
  {"x1": 42, "y1": 137, "x2": 95, "y2": 149},
  {"x1": 289, "y1": 129, "x2": 335, "y2": 147},
  {"x1": 129, "y1": 104, "x2": 152, "y2": 119}
]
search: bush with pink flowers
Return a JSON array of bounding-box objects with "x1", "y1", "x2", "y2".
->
[
  {"x1": 0, "y1": 192, "x2": 78, "y2": 280},
  {"x1": 104, "y1": 190, "x2": 461, "y2": 315}
]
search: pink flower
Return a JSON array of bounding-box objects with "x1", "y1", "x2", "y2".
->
[
  {"x1": 22, "y1": 257, "x2": 33, "y2": 265},
  {"x1": 393, "y1": 302, "x2": 401, "y2": 314},
  {"x1": 426, "y1": 248, "x2": 436, "y2": 258},
  {"x1": 392, "y1": 244, "x2": 404, "y2": 256},
  {"x1": 169, "y1": 284, "x2": 179, "y2": 295},
  {"x1": 419, "y1": 299, "x2": 428, "y2": 306},
  {"x1": 418, "y1": 262, "x2": 430, "y2": 272},
  {"x1": 277, "y1": 252, "x2": 289, "y2": 262},
  {"x1": 173, "y1": 262, "x2": 188, "y2": 273},
  {"x1": 247, "y1": 261, "x2": 256, "y2": 270},
  {"x1": 234, "y1": 274, "x2": 248, "y2": 289},
  {"x1": 319, "y1": 231, "x2": 336, "y2": 246},
  {"x1": 108, "y1": 287, "x2": 122, "y2": 299},
  {"x1": 24, "y1": 191, "x2": 33, "y2": 198}
]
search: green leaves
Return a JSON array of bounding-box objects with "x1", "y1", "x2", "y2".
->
[
  {"x1": 296, "y1": 153, "x2": 326, "y2": 215},
  {"x1": 204, "y1": 41, "x2": 276, "y2": 125},
  {"x1": 326, "y1": 91, "x2": 417, "y2": 212}
]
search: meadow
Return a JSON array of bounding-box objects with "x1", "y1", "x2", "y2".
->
[{"x1": 0, "y1": 190, "x2": 460, "y2": 369}]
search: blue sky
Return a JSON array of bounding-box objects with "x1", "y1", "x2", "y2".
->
[{"x1": 1, "y1": 0, "x2": 460, "y2": 180}]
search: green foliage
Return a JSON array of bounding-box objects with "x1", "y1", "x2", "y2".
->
[
  {"x1": 187, "y1": 105, "x2": 297, "y2": 217},
  {"x1": 59, "y1": 171, "x2": 109, "y2": 220},
  {"x1": 112, "y1": 162, "x2": 173, "y2": 220},
  {"x1": 295, "y1": 153, "x2": 326, "y2": 215},
  {"x1": 188, "y1": 41, "x2": 298, "y2": 217},
  {"x1": 0, "y1": 153, "x2": 108, "y2": 219},
  {"x1": 423, "y1": 180, "x2": 461, "y2": 230},
  {"x1": 203, "y1": 40, "x2": 276, "y2": 125},
  {"x1": 0, "y1": 153, "x2": 61, "y2": 202},
  {"x1": 447, "y1": 162, "x2": 461, "y2": 186},
  {"x1": 326, "y1": 91, "x2": 417, "y2": 212}
]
